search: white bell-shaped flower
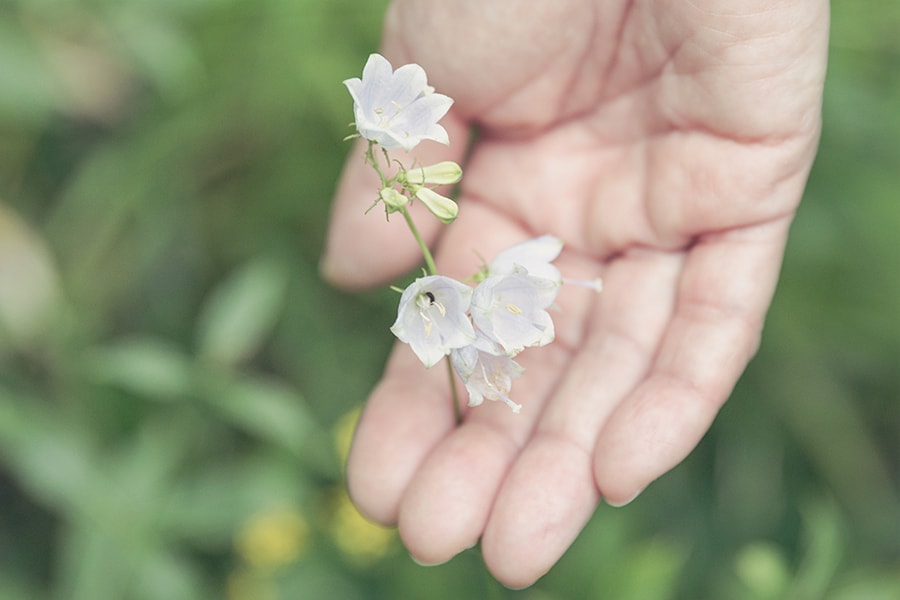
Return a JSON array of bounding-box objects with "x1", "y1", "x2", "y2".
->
[
  {"x1": 390, "y1": 275, "x2": 476, "y2": 367},
  {"x1": 344, "y1": 54, "x2": 453, "y2": 152},
  {"x1": 470, "y1": 270, "x2": 560, "y2": 356},
  {"x1": 451, "y1": 333, "x2": 525, "y2": 413}
]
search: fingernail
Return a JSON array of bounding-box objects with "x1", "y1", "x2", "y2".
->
[
  {"x1": 604, "y1": 488, "x2": 644, "y2": 508},
  {"x1": 409, "y1": 553, "x2": 449, "y2": 567},
  {"x1": 318, "y1": 254, "x2": 338, "y2": 282},
  {"x1": 503, "y1": 581, "x2": 535, "y2": 591}
]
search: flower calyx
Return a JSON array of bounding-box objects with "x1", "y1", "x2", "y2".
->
[{"x1": 379, "y1": 187, "x2": 408, "y2": 213}]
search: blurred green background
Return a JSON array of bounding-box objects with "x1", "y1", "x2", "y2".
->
[{"x1": 0, "y1": 1, "x2": 897, "y2": 599}]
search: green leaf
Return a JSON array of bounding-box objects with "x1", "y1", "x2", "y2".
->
[
  {"x1": 158, "y1": 452, "x2": 311, "y2": 546},
  {"x1": 734, "y1": 542, "x2": 791, "y2": 600},
  {"x1": 55, "y1": 524, "x2": 133, "y2": 600},
  {"x1": 0, "y1": 393, "x2": 95, "y2": 517},
  {"x1": 0, "y1": 203, "x2": 63, "y2": 351},
  {"x1": 82, "y1": 337, "x2": 194, "y2": 400},
  {"x1": 196, "y1": 259, "x2": 288, "y2": 368},
  {"x1": 131, "y1": 551, "x2": 210, "y2": 600},
  {"x1": 622, "y1": 539, "x2": 688, "y2": 600},
  {"x1": 0, "y1": 21, "x2": 59, "y2": 124},
  {"x1": 204, "y1": 372, "x2": 319, "y2": 461},
  {"x1": 828, "y1": 569, "x2": 900, "y2": 600}
]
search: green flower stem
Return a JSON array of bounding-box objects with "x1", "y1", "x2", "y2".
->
[
  {"x1": 365, "y1": 143, "x2": 388, "y2": 184},
  {"x1": 398, "y1": 206, "x2": 437, "y2": 276},
  {"x1": 398, "y1": 204, "x2": 460, "y2": 423},
  {"x1": 365, "y1": 141, "x2": 462, "y2": 424}
]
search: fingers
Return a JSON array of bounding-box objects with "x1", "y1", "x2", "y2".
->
[
  {"x1": 479, "y1": 221, "x2": 789, "y2": 587},
  {"x1": 481, "y1": 249, "x2": 684, "y2": 587},
  {"x1": 594, "y1": 218, "x2": 792, "y2": 504},
  {"x1": 321, "y1": 113, "x2": 468, "y2": 291},
  {"x1": 392, "y1": 206, "x2": 602, "y2": 569},
  {"x1": 346, "y1": 342, "x2": 458, "y2": 524},
  {"x1": 397, "y1": 343, "x2": 573, "y2": 566}
]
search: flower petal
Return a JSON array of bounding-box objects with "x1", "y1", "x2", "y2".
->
[{"x1": 489, "y1": 235, "x2": 564, "y2": 283}]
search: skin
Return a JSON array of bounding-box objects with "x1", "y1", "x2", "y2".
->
[{"x1": 322, "y1": 0, "x2": 829, "y2": 589}]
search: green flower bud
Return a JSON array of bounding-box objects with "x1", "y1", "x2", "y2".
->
[
  {"x1": 379, "y1": 187, "x2": 408, "y2": 212},
  {"x1": 414, "y1": 186, "x2": 458, "y2": 224},
  {"x1": 401, "y1": 161, "x2": 463, "y2": 186}
]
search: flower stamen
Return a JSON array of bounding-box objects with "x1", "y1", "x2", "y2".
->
[
  {"x1": 479, "y1": 365, "x2": 522, "y2": 413},
  {"x1": 563, "y1": 277, "x2": 603, "y2": 292},
  {"x1": 498, "y1": 392, "x2": 522, "y2": 414},
  {"x1": 415, "y1": 290, "x2": 450, "y2": 337}
]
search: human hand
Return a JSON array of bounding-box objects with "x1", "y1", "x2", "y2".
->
[{"x1": 322, "y1": 0, "x2": 829, "y2": 588}]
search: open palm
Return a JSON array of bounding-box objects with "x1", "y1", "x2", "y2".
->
[{"x1": 323, "y1": 0, "x2": 829, "y2": 588}]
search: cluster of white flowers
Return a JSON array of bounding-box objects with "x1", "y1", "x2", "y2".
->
[
  {"x1": 344, "y1": 54, "x2": 601, "y2": 415},
  {"x1": 391, "y1": 236, "x2": 564, "y2": 413}
]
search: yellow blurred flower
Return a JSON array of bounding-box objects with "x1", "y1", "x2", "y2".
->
[
  {"x1": 234, "y1": 507, "x2": 310, "y2": 571},
  {"x1": 333, "y1": 406, "x2": 361, "y2": 469},
  {"x1": 330, "y1": 408, "x2": 395, "y2": 564},
  {"x1": 330, "y1": 488, "x2": 395, "y2": 565},
  {"x1": 225, "y1": 569, "x2": 278, "y2": 600}
]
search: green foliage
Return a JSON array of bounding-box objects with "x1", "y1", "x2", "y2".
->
[
  {"x1": 0, "y1": 1, "x2": 897, "y2": 599},
  {"x1": 195, "y1": 258, "x2": 289, "y2": 368}
]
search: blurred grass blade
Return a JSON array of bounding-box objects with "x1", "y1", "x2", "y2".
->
[
  {"x1": 789, "y1": 497, "x2": 844, "y2": 600},
  {"x1": 196, "y1": 259, "x2": 288, "y2": 368}
]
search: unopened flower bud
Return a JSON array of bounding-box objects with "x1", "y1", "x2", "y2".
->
[
  {"x1": 414, "y1": 187, "x2": 458, "y2": 224},
  {"x1": 379, "y1": 187, "x2": 408, "y2": 212},
  {"x1": 401, "y1": 161, "x2": 463, "y2": 186}
]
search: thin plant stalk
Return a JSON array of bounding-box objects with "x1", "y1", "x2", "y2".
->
[{"x1": 365, "y1": 141, "x2": 462, "y2": 424}]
